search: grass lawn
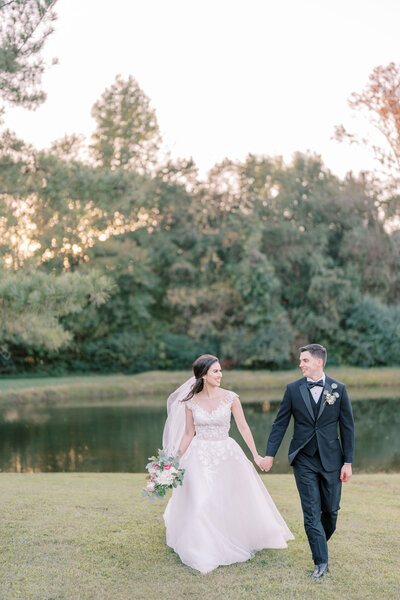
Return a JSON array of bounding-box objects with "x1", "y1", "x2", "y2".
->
[
  {"x1": 1, "y1": 473, "x2": 399, "y2": 600},
  {"x1": 1, "y1": 367, "x2": 400, "y2": 405}
]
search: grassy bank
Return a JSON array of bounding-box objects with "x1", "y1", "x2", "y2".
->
[
  {"x1": 1, "y1": 367, "x2": 400, "y2": 405},
  {"x1": 0, "y1": 473, "x2": 399, "y2": 600}
]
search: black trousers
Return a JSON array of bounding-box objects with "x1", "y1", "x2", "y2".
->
[{"x1": 292, "y1": 451, "x2": 342, "y2": 564}]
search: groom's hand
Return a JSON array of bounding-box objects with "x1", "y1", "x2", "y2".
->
[
  {"x1": 260, "y1": 456, "x2": 274, "y2": 472},
  {"x1": 340, "y1": 463, "x2": 352, "y2": 482}
]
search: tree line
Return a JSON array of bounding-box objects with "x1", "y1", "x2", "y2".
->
[{"x1": 1, "y1": 1, "x2": 399, "y2": 373}]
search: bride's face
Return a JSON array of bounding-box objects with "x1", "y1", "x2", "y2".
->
[{"x1": 204, "y1": 362, "x2": 222, "y2": 387}]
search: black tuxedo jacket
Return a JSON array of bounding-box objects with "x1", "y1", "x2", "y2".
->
[{"x1": 266, "y1": 375, "x2": 355, "y2": 472}]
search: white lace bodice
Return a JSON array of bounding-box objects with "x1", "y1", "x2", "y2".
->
[
  {"x1": 182, "y1": 390, "x2": 248, "y2": 475},
  {"x1": 185, "y1": 391, "x2": 237, "y2": 441}
]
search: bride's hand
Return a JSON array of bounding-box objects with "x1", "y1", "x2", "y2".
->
[{"x1": 253, "y1": 455, "x2": 264, "y2": 469}]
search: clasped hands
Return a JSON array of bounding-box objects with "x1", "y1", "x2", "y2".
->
[
  {"x1": 254, "y1": 455, "x2": 353, "y2": 480},
  {"x1": 254, "y1": 455, "x2": 274, "y2": 472}
]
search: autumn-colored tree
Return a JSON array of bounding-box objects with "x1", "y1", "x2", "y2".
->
[{"x1": 334, "y1": 62, "x2": 400, "y2": 179}]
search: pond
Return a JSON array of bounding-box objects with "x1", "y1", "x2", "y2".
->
[{"x1": 0, "y1": 397, "x2": 399, "y2": 473}]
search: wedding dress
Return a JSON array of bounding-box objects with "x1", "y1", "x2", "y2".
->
[{"x1": 163, "y1": 389, "x2": 294, "y2": 574}]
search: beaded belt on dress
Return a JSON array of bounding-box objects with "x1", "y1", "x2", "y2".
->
[{"x1": 196, "y1": 425, "x2": 229, "y2": 441}]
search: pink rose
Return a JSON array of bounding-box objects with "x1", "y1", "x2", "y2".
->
[{"x1": 163, "y1": 464, "x2": 172, "y2": 470}]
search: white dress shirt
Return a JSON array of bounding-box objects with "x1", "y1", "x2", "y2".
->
[{"x1": 307, "y1": 373, "x2": 325, "y2": 403}]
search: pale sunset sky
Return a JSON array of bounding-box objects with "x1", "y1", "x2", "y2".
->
[{"x1": 4, "y1": 0, "x2": 400, "y2": 179}]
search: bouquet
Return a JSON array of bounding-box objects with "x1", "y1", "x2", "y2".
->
[{"x1": 142, "y1": 449, "x2": 185, "y2": 502}]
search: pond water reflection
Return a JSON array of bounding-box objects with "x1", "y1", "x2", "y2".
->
[{"x1": 0, "y1": 397, "x2": 399, "y2": 473}]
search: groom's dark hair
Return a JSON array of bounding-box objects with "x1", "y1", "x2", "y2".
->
[{"x1": 299, "y1": 344, "x2": 327, "y2": 366}]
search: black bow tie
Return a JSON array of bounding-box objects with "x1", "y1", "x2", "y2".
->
[{"x1": 307, "y1": 380, "x2": 324, "y2": 389}]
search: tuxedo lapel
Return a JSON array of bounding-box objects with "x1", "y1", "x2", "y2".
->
[
  {"x1": 317, "y1": 376, "x2": 331, "y2": 420},
  {"x1": 299, "y1": 381, "x2": 315, "y2": 421}
]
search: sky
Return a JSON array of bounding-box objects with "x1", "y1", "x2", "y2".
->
[{"x1": 4, "y1": 0, "x2": 400, "y2": 179}]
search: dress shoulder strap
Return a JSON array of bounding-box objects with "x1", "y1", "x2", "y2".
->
[
  {"x1": 225, "y1": 390, "x2": 239, "y2": 406},
  {"x1": 182, "y1": 398, "x2": 194, "y2": 410}
]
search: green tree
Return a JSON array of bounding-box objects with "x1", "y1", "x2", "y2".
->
[
  {"x1": 340, "y1": 296, "x2": 400, "y2": 366},
  {"x1": 0, "y1": 265, "x2": 112, "y2": 352},
  {"x1": 0, "y1": 130, "x2": 153, "y2": 270},
  {"x1": 0, "y1": 0, "x2": 58, "y2": 116},
  {"x1": 90, "y1": 75, "x2": 160, "y2": 171},
  {"x1": 0, "y1": 1, "x2": 120, "y2": 369},
  {"x1": 223, "y1": 247, "x2": 293, "y2": 368}
]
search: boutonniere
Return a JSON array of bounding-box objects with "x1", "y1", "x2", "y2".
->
[{"x1": 323, "y1": 383, "x2": 339, "y2": 406}]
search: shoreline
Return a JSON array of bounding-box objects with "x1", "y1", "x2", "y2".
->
[{"x1": 0, "y1": 367, "x2": 399, "y2": 405}]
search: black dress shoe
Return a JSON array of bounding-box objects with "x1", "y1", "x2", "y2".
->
[{"x1": 309, "y1": 563, "x2": 329, "y2": 579}]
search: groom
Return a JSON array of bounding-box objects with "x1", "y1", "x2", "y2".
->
[{"x1": 260, "y1": 344, "x2": 354, "y2": 579}]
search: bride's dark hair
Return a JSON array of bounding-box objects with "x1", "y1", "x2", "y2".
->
[{"x1": 182, "y1": 354, "x2": 219, "y2": 402}]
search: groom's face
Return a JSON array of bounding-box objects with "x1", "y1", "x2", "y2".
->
[{"x1": 299, "y1": 351, "x2": 323, "y2": 380}]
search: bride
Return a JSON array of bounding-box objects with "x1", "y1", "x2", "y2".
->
[{"x1": 162, "y1": 354, "x2": 294, "y2": 574}]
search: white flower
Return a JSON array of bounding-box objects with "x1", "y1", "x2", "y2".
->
[
  {"x1": 155, "y1": 471, "x2": 175, "y2": 486},
  {"x1": 323, "y1": 389, "x2": 339, "y2": 405},
  {"x1": 146, "y1": 481, "x2": 155, "y2": 492},
  {"x1": 331, "y1": 383, "x2": 338, "y2": 389}
]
